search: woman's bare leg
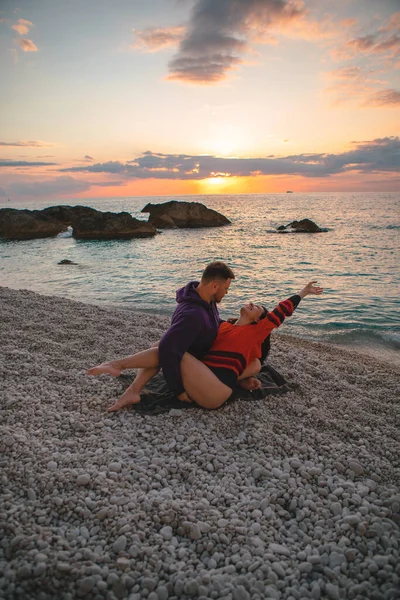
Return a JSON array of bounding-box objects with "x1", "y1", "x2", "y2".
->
[
  {"x1": 107, "y1": 367, "x2": 160, "y2": 412},
  {"x1": 180, "y1": 354, "x2": 232, "y2": 410},
  {"x1": 238, "y1": 359, "x2": 262, "y2": 390},
  {"x1": 86, "y1": 348, "x2": 159, "y2": 376}
]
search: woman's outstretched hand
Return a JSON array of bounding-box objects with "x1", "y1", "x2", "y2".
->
[{"x1": 299, "y1": 281, "x2": 323, "y2": 298}]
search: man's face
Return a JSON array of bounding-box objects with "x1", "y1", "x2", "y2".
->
[{"x1": 214, "y1": 278, "x2": 231, "y2": 303}]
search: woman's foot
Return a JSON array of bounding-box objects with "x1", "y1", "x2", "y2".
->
[
  {"x1": 238, "y1": 376, "x2": 261, "y2": 391},
  {"x1": 86, "y1": 362, "x2": 122, "y2": 377},
  {"x1": 107, "y1": 389, "x2": 141, "y2": 412}
]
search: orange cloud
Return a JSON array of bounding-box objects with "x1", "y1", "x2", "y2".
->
[
  {"x1": 132, "y1": 26, "x2": 185, "y2": 52},
  {"x1": 12, "y1": 18, "x2": 33, "y2": 35},
  {"x1": 17, "y1": 39, "x2": 38, "y2": 52},
  {"x1": 0, "y1": 140, "x2": 55, "y2": 147},
  {"x1": 365, "y1": 88, "x2": 400, "y2": 107},
  {"x1": 324, "y1": 64, "x2": 389, "y2": 106}
]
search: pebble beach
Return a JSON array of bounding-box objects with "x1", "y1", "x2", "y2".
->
[{"x1": 1, "y1": 285, "x2": 399, "y2": 600}]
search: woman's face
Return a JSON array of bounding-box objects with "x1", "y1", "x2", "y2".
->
[{"x1": 240, "y1": 302, "x2": 264, "y2": 323}]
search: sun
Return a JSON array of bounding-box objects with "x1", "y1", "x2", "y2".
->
[{"x1": 206, "y1": 176, "x2": 226, "y2": 186}]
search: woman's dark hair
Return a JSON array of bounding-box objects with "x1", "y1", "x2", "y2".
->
[{"x1": 201, "y1": 261, "x2": 235, "y2": 283}]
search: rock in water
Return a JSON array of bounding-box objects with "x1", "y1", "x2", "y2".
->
[
  {"x1": 276, "y1": 218, "x2": 327, "y2": 233},
  {"x1": 0, "y1": 208, "x2": 65, "y2": 240},
  {"x1": 141, "y1": 200, "x2": 231, "y2": 228},
  {"x1": 0, "y1": 205, "x2": 157, "y2": 241},
  {"x1": 56, "y1": 206, "x2": 157, "y2": 240}
]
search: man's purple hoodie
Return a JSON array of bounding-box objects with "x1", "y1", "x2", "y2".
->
[{"x1": 158, "y1": 281, "x2": 221, "y2": 396}]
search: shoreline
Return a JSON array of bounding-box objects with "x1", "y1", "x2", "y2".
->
[
  {"x1": 3, "y1": 281, "x2": 400, "y2": 370},
  {"x1": 1, "y1": 285, "x2": 399, "y2": 599}
]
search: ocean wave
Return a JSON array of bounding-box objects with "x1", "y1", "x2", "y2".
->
[
  {"x1": 56, "y1": 226, "x2": 73, "y2": 238},
  {"x1": 293, "y1": 324, "x2": 400, "y2": 351},
  {"x1": 369, "y1": 224, "x2": 400, "y2": 230}
]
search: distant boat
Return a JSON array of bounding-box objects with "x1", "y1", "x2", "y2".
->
[{"x1": 286, "y1": 190, "x2": 293, "y2": 193}]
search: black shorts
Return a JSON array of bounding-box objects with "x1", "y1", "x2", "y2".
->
[{"x1": 207, "y1": 366, "x2": 238, "y2": 390}]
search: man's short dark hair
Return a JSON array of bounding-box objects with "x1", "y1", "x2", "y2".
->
[{"x1": 201, "y1": 261, "x2": 235, "y2": 283}]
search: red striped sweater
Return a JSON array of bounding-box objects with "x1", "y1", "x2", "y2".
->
[{"x1": 202, "y1": 295, "x2": 301, "y2": 377}]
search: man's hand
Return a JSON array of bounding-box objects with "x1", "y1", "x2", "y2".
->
[
  {"x1": 299, "y1": 281, "x2": 323, "y2": 298},
  {"x1": 178, "y1": 391, "x2": 192, "y2": 403}
]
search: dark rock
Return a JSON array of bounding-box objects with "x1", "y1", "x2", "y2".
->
[
  {"x1": 73, "y1": 210, "x2": 156, "y2": 240},
  {"x1": 58, "y1": 259, "x2": 77, "y2": 265},
  {"x1": 0, "y1": 208, "x2": 65, "y2": 240},
  {"x1": 141, "y1": 200, "x2": 230, "y2": 228},
  {"x1": 276, "y1": 218, "x2": 326, "y2": 233},
  {"x1": 43, "y1": 205, "x2": 156, "y2": 240},
  {"x1": 0, "y1": 205, "x2": 157, "y2": 241},
  {"x1": 41, "y1": 205, "x2": 99, "y2": 229}
]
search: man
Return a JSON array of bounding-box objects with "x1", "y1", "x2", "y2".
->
[
  {"x1": 158, "y1": 261, "x2": 235, "y2": 402},
  {"x1": 105, "y1": 261, "x2": 235, "y2": 411}
]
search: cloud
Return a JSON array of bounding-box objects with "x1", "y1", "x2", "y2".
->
[
  {"x1": 0, "y1": 140, "x2": 55, "y2": 147},
  {"x1": 17, "y1": 39, "x2": 38, "y2": 52},
  {"x1": 132, "y1": 26, "x2": 185, "y2": 52},
  {"x1": 0, "y1": 160, "x2": 57, "y2": 167},
  {"x1": 325, "y1": 63, "x2": 394, "y2": 107},
  {"x1": 366, "y1": 88, "x2": 400, "y2": 106},
  {"x1": 58, "y1": 137, "x2": 400, "y2": 180},
  {"x1": 165, "y1": 0, "x2": 307, "y2": 84},
  {"x1": 84, "y1": 155, "x2": 94, "y2": 160},
  {"x1": 11, "y1": 18, "x2": 32, "y2": 35},
  {"x1": 338, "y1": 12, "x2": 400, "y2": 61},
  {"x1": 8, "y1": 48, "x2": 19, "y2": 64},
  {"x1": 327, "y1": 66, "x2": 363, "y2": 80},
  {"x1": 0, "y1": 176, "x2": 124, "y2": 198},
  {"x1": 379, "y1": 11, "x2": 400, "y2": 33},
  {"x1": 2, "y1": 176, "x2": 92, "y2": 197},
  {"x1": 92, "y1": 181, "x2": 124, "y2": 187}
]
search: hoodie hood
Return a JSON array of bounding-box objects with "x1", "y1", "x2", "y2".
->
[{"x1": 176, "y1": 281, "x2": 210, "y2": 308}]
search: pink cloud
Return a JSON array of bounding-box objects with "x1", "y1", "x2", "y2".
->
[
  {"x1": 0, "y1": 140, "x2": 55, "y2": 147},
  {"x1": 365, "y1": 88, "x2": 400, "y2": 107},
  {"x1": 379, "y1": 12, "x2": 400, "y2": 33},
  {"x1": 326, "y1": 66, "x2": 363, "y2": 80},
  {"x1": 17, "y1": 39, "x2": 38, "y2": 52},
  {"x1": 132, "y1": 26, "x2": 185, "y2": 52},
  {"x1": 11, "y1": 18, "x2": 32, "y2": 36}
]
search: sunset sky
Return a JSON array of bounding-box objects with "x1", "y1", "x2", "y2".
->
[{"x1": 1, "y1": 0, "x2": 399, "y2": 200}]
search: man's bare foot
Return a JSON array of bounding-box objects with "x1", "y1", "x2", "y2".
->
[
  {"x1": 107, "y1": 390, "x2": 141, "y2": 412},
  {"x1": 86, "y1": 362, "x2": 122, "y2": 377},
  {"x1": 238, "y1": 377, "x2": 261, "y2": 391}
]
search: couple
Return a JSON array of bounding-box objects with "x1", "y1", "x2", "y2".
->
[{"x1": 87, "y1": 262, "x2": 322, "y2": 411}]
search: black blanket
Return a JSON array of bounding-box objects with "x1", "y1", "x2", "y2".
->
[{"x1": 118, "y1": 364, "x2": 292, "y2": 415}]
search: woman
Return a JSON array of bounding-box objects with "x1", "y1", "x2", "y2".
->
[{"x1": 87, "y1": 281, "x2": 322, "y2": 411}]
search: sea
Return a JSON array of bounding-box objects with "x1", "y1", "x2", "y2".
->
[{"x1": 1, "y1": 193, "x2": 399, "y2": 366}]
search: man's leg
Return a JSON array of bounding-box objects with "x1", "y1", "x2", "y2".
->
[{"x1": 107, "y1": 367, "x2": 160, "y2": 412}]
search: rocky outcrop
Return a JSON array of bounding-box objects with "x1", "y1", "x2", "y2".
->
[
  {"x1": 141, "y1": 201, "x2": 231, "y2": 228},
  {"x1": 42, "y1": 205, "x2": 99, "y2": 227},
  {"x1": 42, "y1": 205, "x2": 157, "y2": 240},
  {"x1": 0, "y1": 209, "x2": 66, "y2": 240},
  {"x1": 276, "y1": 219, "x2": 327, "y2": 233},
  {"x1": 58, "y1": 259, "x2": 77, "y2": 265},
  {"x1": 0, "y1": 206, "x2": 157, "y2": 240},
  {"x1": 72, "y1": 211, "x2": 156, "y2": 240}
]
